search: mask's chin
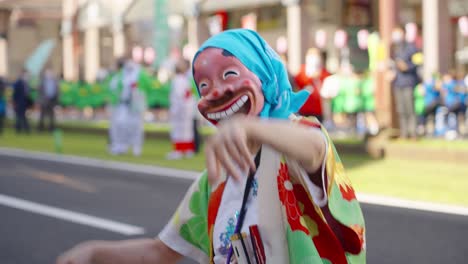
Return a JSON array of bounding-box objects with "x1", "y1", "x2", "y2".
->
[{"x1": 203, "y1": 93, "x2": 253, "y2": 125}]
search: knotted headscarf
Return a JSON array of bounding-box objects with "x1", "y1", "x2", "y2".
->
[{"x1": 193, "y1": 29, "x2": 309, "y2": 119}]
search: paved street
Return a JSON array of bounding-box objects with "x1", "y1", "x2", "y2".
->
[{"x1": 0, "y1": 154, "x2": 467, "y2": 263}]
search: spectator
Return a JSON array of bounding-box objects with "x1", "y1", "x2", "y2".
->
[
  {"x1": 455, "y1": 71, "x2": 467, "y2": 137},
  {"x1": 419, "y1": 74, "x2": 441, "y2": 136},
  {"x1": 320, "y1": 73, "x2": 341, "y2": 130},
  {"x1": 186, "y1": 63, "x2": 203, "y2": 154},
  {"x1": 167, "y1": 59, "x2": 196, "y2": 159},
  {"x1": 108, "y1": 58, "x2": 149, "y2": 156},
  {"x1": 341, "y1": 67, "x2": 362, "y2": 134},
  {"x1": 359, "y1": 71, "x2": 379, "y2": 135},
  {"x1": 12, "y1": 69, "x2": 31, "y2": 133},
  {"x1": 0, "y1": 76, "x2": 6, "y2": 134},
  {"x1": 38, "y1": 67, "x2": 59, "y2": 132},
  {"x1": 390, "y1": 25, "x2": 420, "y2": 139},
  {"x1": 294, "y1": 49, "x2": 330, "y2": 122},
  {"x1": 441, "y1": 72, "x2": 461, "y2": 136}
]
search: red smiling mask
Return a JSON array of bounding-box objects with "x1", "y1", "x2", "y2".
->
[{"x1": 193, "y1": 48, "x2": 265, "y2": 125}]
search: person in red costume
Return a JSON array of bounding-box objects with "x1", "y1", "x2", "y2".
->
[{"x1": 294, "y1": 48, "x2": 330, "y2": 122}]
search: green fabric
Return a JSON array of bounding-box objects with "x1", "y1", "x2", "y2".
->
[
  {"x1": 137, "y1": 70, "x2": 153, "y2": 95},
  {"x1": 36, "y1": 69, "x2": 174, "y2": 109},
  {"x1": 327, "y1": 142, "x2": 365, "y2": 228},
  {"x1": 324, "y1": 130, "x2": 366, "y2": 264},
  {"x1": 332, "y1": 77, "x2": 345, "y2": 113},
  {"x1": 75, "y1": 83, "x2": 92, "y2": 109},
  {"x1": 347, "y1": 251, "x2": 367, "y2": 264},
  {"x1": 147, "y1": 81, "x2": 170, "y2": 108},
  {"x1": 88, "y1": 83, "x2": 107, "y2": 107},
  {"x1": 107, "y1": 68, "x2": 154, "y2": 107},
  {"x1": 146, "y1": 78, "x2": 162, "y2": 107},
  {"x1": 332, "y1": 95, "x2": 345, "y2": 113},
  {"x1": 342, "y1": 76, "x2": 362, "y2": 113},
  {"x1": 107, "y1": 71, "x2": 123, "y2": 106},
  {"x1": 286, "y1": 225, "x2": 323, "y2": 263},
  {"x1": 328, "y1": 182, "x2": 365, "y2": 227},
  {"x1": 360, "y1": 76, "x2": 375, "y2": 112},
  {"x1": 59, "y1": 81, "x2": 76, "y2": 106},
  {"x1": 29, "y1": 88, "x2": 38, "y2": 102},
  {"x1": 179, "y1": 172, "x2": 211, "y2": 255},
  {"x1": 414, "y1": 84, "x2": 425, "y2": 115}
]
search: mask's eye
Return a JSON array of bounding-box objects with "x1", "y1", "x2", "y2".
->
[
  {"x1": 223, "y1": 70, "x2": 239, "y2": 80},
  {"x1": 199, "y1": 82, "x2": 208, "y2": 90}
]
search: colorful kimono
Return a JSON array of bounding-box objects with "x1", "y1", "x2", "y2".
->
[
  {"x1": 159, "y1": 29, "x2": 365, "y2": 263},
  {"x1": 159, "y1": 116, "x2": 365, "y2": 263}
]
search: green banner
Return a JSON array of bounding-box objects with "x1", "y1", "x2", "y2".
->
[
  {"x1": 153, "y1": 0, "x2": 169, "y2": 68},
  {"x1": 15, "y1": 70, "x2": 173, "y2": 109}
]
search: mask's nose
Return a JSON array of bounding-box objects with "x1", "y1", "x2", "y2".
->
[
  {"x1": 205, "y1": 84, "x2": 234, "y2": 100},
  {"x1": 205, "y1": 88, "x2": 221, "y2": 100}
]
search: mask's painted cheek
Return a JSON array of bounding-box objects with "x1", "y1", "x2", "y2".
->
[{"x1": 250, "y1": 87, "x2": 265, "y2": 116}]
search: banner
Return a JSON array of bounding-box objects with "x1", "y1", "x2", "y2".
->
[
  {"x1": 153, "y1": 0, "x2": 169, "y2": 68},
  {"x1": 25, "y1": 39, "x2": 56, "y2": 77}
]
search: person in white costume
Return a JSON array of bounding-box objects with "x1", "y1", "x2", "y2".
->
[
  {"x1": 167, "y1": 59, "x2": 196, "y2": 159},
  {"x1": 109, "y1": 59, "x2": 147, "y2": 156}
]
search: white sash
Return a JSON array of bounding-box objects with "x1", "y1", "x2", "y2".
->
[{"x1": 256, "y1": 145, "x2": 289, "y2": 264}]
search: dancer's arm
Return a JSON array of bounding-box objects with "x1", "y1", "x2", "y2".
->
[
  {"x1": 56, "y1": 238, "x2": 182, "y2": 264},
  {"x1": 205, "y1": 116, "x2": 325, "y2": 183}
]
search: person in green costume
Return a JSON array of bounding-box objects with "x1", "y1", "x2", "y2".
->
[
  {"x1": 359, "y1": 72, "x2": 379, "y2": 135},
  {"x1": 108, "y1": 58, "x2": 150, "y2": 156},
  {"x1": 341, "y1": 67, "x2": 362, "y2": 134}
]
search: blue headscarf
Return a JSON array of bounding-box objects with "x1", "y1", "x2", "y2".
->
[{"x1": 193, "y1": 29, "x2": 309, "y2": 119}]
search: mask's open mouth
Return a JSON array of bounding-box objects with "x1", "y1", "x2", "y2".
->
[{"x1": 205, "y1": 94, "x2": 251, "y2": 124}]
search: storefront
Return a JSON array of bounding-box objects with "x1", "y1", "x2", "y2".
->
[{"x1": 198, "y1": 0, "x2": 376, "y2": 74}]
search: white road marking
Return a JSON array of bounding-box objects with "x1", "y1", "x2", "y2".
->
[
  {"x1": 357, "y1": 193, "x2": 468, "y2": 216},
  {"x1": 0, "y1": 147, "x2": 199, "y2": 180},
  {"x1": 0, "y1": 194, "x2": 145, "y2": 235},
  {"x1": 1, "y1": 147, "x2": 468, "y2": 216}
]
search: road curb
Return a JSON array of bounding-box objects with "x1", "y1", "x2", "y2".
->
[
  {"x1": 0, "y1": 147, "x2": 200, "y2": 180},
  {"x1": 1, "y1": 147, "x2": 467, "y2": 216}
]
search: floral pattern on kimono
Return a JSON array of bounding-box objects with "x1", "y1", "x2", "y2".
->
[{"x1": 159, "y1": 117, "x2": 366, "y2": 264}]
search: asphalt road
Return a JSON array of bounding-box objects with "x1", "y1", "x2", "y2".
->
[{"x1": 0, "y1": 154, "x2": 467, "y2": 263}]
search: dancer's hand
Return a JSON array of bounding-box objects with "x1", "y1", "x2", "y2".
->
[
  {"x1": 56, "y1": 241, "x2": 99, "y2": 264},
  {"x1": 205, "y1": 116, "x2": 257, "y2": 183}
]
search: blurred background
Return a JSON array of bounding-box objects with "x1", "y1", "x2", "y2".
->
[{"x1": 0, "y1": 0, "x2": 467, "y2": 263}]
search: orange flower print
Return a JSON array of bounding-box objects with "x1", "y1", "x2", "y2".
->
[
  {"x1": 350, "y1": 224, "x2": 366, "y2": 251},
  {"x1": 277, "y1": 163, "x2": 309, "y2": 234}
]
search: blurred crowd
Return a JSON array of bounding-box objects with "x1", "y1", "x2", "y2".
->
[
  {"x1": 290, "y1": 54, "x2": 381, "y2": 139},
  {"x1": 414, "y1": 71, "x2": 468, "y2": 140},
  {"x1": 0, "y1": 55, "x2": 201, "y2": 158},
  {"x1": 1, "y1": 24, "x2": 467, "y2": 143},
  {"x1": 286, "y1": 24, "x2": 468, "y2": 140}
]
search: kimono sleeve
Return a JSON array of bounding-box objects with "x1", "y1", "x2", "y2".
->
[
  {"x1": 293, "y1": 117, "x2": 366, "y2": 262},
  {"x1": 322, "y1": 127, "x2": 366, "y2": 262},
  {"x1": 158, "y1": 171, "x2": 211, "y2": 263}
]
